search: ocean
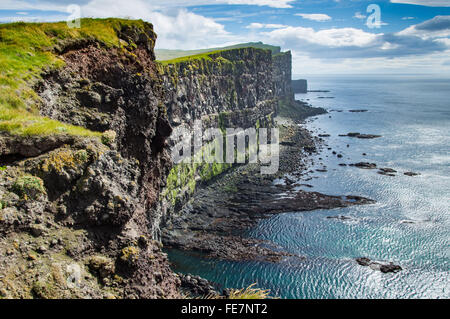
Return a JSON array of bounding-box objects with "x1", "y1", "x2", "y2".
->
[{"x1": 167, "y1": 74, "x2": 450, "y2": 299}]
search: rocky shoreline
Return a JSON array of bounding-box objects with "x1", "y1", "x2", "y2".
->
[{"x1": 162, "y1": 107, "x2": 375, "y2": 264}]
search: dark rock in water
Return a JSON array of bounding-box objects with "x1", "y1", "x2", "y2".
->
[
  {"x1": 316, "y1": 169, "x2": 328, "y2": 173},
  {"x1": 404, "y1": 172, "x2": 420, "y2": 176},
  {"x1": 337, "y1": 154, "x2": 343, "y2": 158},
  {"x1": 380, "y1": 263, "x2": 403, "y2": 274},
  {"x1": 327, "y1": 215, "x2": 353, "y2": 221},
  {"x1": 342, "y1": 132, "x2": 382, "y2": 139},
  {"x1": 380, "y1": 168, "x2": 397, "y2": 173},
  {"x1": 356, "y1": 258, "x2": 402, "y2": 273},
  {"x1": 319, "y1": 134, "x2": 330, "y2": 137},
  {"x1": 349, "y1": 109, "x2": 368, "y2": 113},
  {"x1": 356, "y1": 257, "x2": 372, "y2": 267},
  {"x1": 357, "y1": 134, "x2": 382, "y2": 139},
  {"x1": 350, "y1": 162, "x2": 377, "y2": 169},
  {"x1": 339, "y1": 163, "x2": 347, "y2": 167},
  {"x1": 378, "y1": 171, "x2": 396, "y2": 177},
  {"x1": 378, "y1": 168, "x2": 397, "y2": 176},
  {"x1": 347, "y1": 132, "x2": 361, "y2": 137}
]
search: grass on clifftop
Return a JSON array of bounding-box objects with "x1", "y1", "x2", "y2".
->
[
  {"x1": 156, "y1": 42, "x2": 280, "y2": 61},
  {"x1": 157, "y1": 49, "x2": 233, "y2": 66},
  {"x1": 0, "y1": 18, "x2": 148, "y2": 137},
  {"x1": 157, "y1": 44, "x2": 279, "y2": 66}
]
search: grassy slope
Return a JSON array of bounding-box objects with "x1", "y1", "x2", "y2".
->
[
  {"x1": 157, "y1": 48, "x2": 241, "y2": 66},
  {"x1": 0, "y1": 19, "x2": 281, "y2": 137},
  {"x1": 0, "y1": 18, "x2": 148, "y2": 137},
  {"x1": 155, "y1": 42, "x2": 280, "y2": 61}
]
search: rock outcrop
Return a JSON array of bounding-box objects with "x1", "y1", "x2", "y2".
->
[{"x1": 0, "y1": 20, "x2": 179, "y2": 299}]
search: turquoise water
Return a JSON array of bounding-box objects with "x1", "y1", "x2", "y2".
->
[{"x1": 167, "y1": 75, "x2": 450, "y2": 299}]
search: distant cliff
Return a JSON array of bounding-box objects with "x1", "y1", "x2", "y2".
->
[
  {"x1": 0, "y1": 18, "x2": 318, "y2": 299},
  {"x1": 292, "y1": 79, "x2": 308, "y2": 93},
  {"x1": 157, "y1": 48, "x2": 291, "y2": 226}
]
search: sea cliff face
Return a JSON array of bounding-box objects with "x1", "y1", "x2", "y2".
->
[
  {"x1": 157, "y1": 48, "x2": 296, "y2": 229},
  {"x1": 0, "y1": 19, "x2": 302, "y2": 299}
]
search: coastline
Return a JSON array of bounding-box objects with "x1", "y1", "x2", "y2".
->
[{"x1": 162, "y1": 101, "x2": 375, "y2": 296}]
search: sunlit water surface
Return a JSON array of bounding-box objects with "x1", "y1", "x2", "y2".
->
[{"x1": 167, "y1": 75, "x2": 450, "y2": 299}]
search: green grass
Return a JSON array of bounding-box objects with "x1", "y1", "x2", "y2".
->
[
  {"x1": 157, "y1": 50, "x2": 222, "y2": 66},
  {"x1": 11, "y1": 174, "x2": 46, "y2": 200},
  {"x1": 0, "y1": 18, "x2": 150, "y2": 137},
  {"x1": 155, "y1": 42, "x2": 280, "y2": 61}
]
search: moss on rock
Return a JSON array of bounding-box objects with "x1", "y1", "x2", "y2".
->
[
  {"x1": 11, "y1": 174, "x2": 46, "y2": 200},
  {"x1": 120, "y1": 246, "x2": 139, "y2": 265}
]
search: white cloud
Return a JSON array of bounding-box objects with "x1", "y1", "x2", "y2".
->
[
  {"x1": 353, "y1": 12, "x2": 366, "y2": 20},
  {"x1": 402, "y1": 17, "x2": 416, "y2": 20},
  {"x1": 77, "y1": 0, "x2": 233, "y2": 49},
  {"x1": 265, "y1": 26, "x2": 377, "y2": 48},
  {"x1": 225, "y1": 0, "x2": 294, "y2": 8},
  {"x1": 0, "y1": 0, "x2": 295, "y2": 10},
  {"x1": 261, "y1": 19, "x2": 449, "y2": 61},
  {"x1": 142, "y1": 0, "x2": 295, "y2": 9},
  {"x1": 246, "y1": 23, "x2": 288, "y2": 29},
  {"x1": 0, "y1": 0, "x2": 69, "y2": 11},
  {"x1": 398, "y1": 16, "x2": 450, "y2": 39},
  {"x1": 296, "y1": 13, "x2": 332, "y2": 22},
  {"x1": 390, "y1": 0, "x2": 450, "y2": 7}
]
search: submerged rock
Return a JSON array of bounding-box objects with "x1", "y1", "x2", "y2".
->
[
  {"x1": 326, "y1": 215, "x2": 353, "y2": 221},
  {"x1": 350, "y1": 162, "x2": 377, "y2": 169},
  {"x1": 404, "y1": 172, "x2": 420, "y2": 176},
  {"x1": 356, "y1": 257, "x2": 402, "y2": 273},
  {"x1": 341, "y1": 133, "x2": 382, "y2": 139},
  {"x1": 378, "y1": 168, "x2": 397, "y2": 176}
]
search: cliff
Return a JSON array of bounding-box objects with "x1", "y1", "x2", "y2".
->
[
  {"x1": 0, "y1": 19, "x2": 178, "y2": 299},
  {"x1": 292, "y1": 79, "x2": 308, "y2": 94},
  {"x1": 155, "y1": 41, "x2": 281, "y2": 61},
  {"x1": 0, "y1": 19, "x2": 311, "y2": 299},
  {"x1": 156, "y1": 48, "x2": 285, "y2": 227}
]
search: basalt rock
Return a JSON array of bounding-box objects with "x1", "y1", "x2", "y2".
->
[
  {"x1": 404, "y1": 172, "x2": 420, "y2": 176},
  {"x1": 356, "y1": 257, "x2": 403, "y2": 273},
  {"x1": 350, "y1": 162, "x2": 377, "y2": 169},
  {"x1": 1, "y1": 21, "x2": 179, "y2": 299},
  {"x1": 343, "y1": 133, "x2": 382, "y2": 139}
]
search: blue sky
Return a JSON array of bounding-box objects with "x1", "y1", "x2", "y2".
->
[{"x1": 1, "y1": 0, "x2": 449, "y2": 74}]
